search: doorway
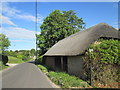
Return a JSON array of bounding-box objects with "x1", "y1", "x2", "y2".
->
[
  {"x1": 55, "y1": 56, "x2": 61, "y2": 71},
  {"x1": 63, "y1": 56, "x2": 68, "y2": 72}
]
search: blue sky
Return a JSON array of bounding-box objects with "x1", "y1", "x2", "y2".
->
[{"x1": 1, "y1": 2, "x2": 118, "y2": 51}]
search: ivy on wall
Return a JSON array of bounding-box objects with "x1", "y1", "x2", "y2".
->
[
  {"x1": 83, "y1": 39, "x2": 120, "y2": 88},
  {"x1": 89, "y1": 39, "x2": 119, "y2": 65}
]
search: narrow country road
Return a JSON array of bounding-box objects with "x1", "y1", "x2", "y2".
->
[{"x1": 1, "y1": 63, "x2": 55, "y2": 88}]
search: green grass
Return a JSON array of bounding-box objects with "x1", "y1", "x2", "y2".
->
[
  {"x1": 8, "y1": 56, "x2": 24, "y2": 63},
  {"x1": 48, "y1": 71, "x2": 90, "y2": 88},
  {"x1": 0, "y1": 56, "x2": 24, "y2": 71},
  {"x1": 37, "y1": 64, "x2": 91, "y2": 88},
  {"x1": 1, "y1": 64, "x2": 9, "y2": 70},
  {"x1": 37, "y1": 65, "x2": 48, "y2": 73},
  {"x1": 0, "y1": 62, "x2": 9, "y2": 70}
]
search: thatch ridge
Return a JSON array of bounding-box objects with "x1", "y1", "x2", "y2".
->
[{"x1": 44, "y1": 23, "x2": 119, "y2": 56}]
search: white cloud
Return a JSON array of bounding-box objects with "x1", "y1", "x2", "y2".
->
[
  {"x1": 1, "y1": 15, "x2": 16, "y2": 26},
  {"x1": 2, "y1": 2, "x2": 21, "y2": 17},
  {"x1": 37, "y1": 14, "x2": 44, "y2": 23},
  {"x1": 2, "y1": 27, "x2": 36, "y2": 39},
  {"x1": 113, "y1": 21, "x2": 119, "y2": 29},
  {"x1": 16, "y1": 14, "x2": 41, "y2": 22},
  {"x1": 36, "y1": 32, "x2": 41, "y2": 35},
  {"x1": 10, "y1": 40, "x2": 24, "y2": 42},
  {"x1": 10, "y1": 39, "x2": 35, "y2": 43},
  {"x1": 2, "y1": 2, "x2": 43, "y2": 23}
]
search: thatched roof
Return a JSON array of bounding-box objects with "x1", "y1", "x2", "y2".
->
[{"x1": 44, "y1": 23, "x2": 119, "y2": 56}]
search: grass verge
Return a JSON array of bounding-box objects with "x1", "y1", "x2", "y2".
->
[
  {"x1": 1, "y1": 64, "x2": 9, "y2": 70},
  {"x1": 0, "y1": 62, "x2": 9, "y2": 71},
  {"x1": 37, "y1": 64, "x2": 91, "y2": 88}
]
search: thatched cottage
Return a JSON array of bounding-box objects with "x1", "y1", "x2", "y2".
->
[{"x1": 43, "y1": 23, "x2": 119, "y2": 78}]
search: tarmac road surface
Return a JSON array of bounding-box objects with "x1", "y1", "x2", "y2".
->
[{"x1": 2, "y1": 63, "x2": 54, "y2": 88}]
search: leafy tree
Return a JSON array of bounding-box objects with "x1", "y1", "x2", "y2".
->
[
  {"x1": 15, "y1": 50, "x2": 19, "y2": 53},
  {"x1": 37, "y1": 10, "x2": 85, "y2": 55},
  {"x1": 63, "y1": 10, "x2": 85, "y2": 35},
  {"x1": 30, "y1": 48, "x2": 35, "y2": 56},
  {"x1": 0, "y1": 34, "x2": 10, "y2": 65},
  {"x1": 0, "y1": 34, "x2": 10, "y2": 51}
]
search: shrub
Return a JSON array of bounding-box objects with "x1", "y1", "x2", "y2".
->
[
  {"x1": 91, "y1": 39, "x2": 119, "y2": 65},
  {"x1": 21, "y1": 54, "x2": 31, "y2": 61},
  {"x1": 83, "y1": 39, "x2": 120, "y2": 88},
  {"x1": 0, "y1": 54, "x2": 8, "y2": 65},
  {"x1": 35, "y1": 55, "x2": 44, "y2": 64}
]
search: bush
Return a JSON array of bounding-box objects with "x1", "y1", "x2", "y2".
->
[
  {"x1": 22, "y1": 55, "x2": 30, "y2": 61},
  {"x1": 35, "y1": 55, "x2": 44, "y2": 64},
  {"x1": 83, "y1": 39, "x2": 120, "y2": 88},
  {"x1": 91, "y1": 39, "x2": 119, "y2": 65},
  {"x1": 0, "y1": 54, "x2": 8, "y2": 65}
]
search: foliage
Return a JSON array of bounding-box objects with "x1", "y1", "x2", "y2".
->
[
  {"x1": 48, "y1": 71, "x2": 90, "y2": 88},
  {"x1": 37, "y1": 65, "x2": 48, "y2": 73},
  {"x1": 35, "y1": 55, "x2": 43, "y2": 64},
  {"x1": 89, "y1": 39, "x2": 119, "y2": 65},
  {"x1": 17, "y1": 50, "x2": 33, "y2": 61},
  {"x1": 83, "y1": 39, "x2": 120, "y2": 88},
  {"x1": 1, "y1": 55, "x2": 8, "y2": 65},
  {"x1": 0, "y1": 54, "x2": 8, "y2": 65},
  {"x1": 0, "y1": 34, "x2": 10, "y2": 51},
  {"x1": 30, "y1": 48, "x2": 35, "y2": 56},
  {"x1": 37, "y1": 10, "x2": 85, "y2": 55},
  {"x1": 0, "y1": 61, "x2": 9, "y2": 70},
  {"x1": 0, "y1": 34, "x2": 10, "y2": 65},
  {"x1": 3, "y1": 50, "x2": 17, "y2": 57},
  {"x1": 37, "y1": 64, "x2": 90, "y2": 88}
]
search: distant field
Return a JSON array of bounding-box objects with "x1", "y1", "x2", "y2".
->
[{"x1": 8, "y1": 56, "x2": 24, "y2": 63}]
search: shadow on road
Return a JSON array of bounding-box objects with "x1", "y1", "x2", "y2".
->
[{"x1": 27, "y1": 60, "x2": 35, "y2": 64}]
